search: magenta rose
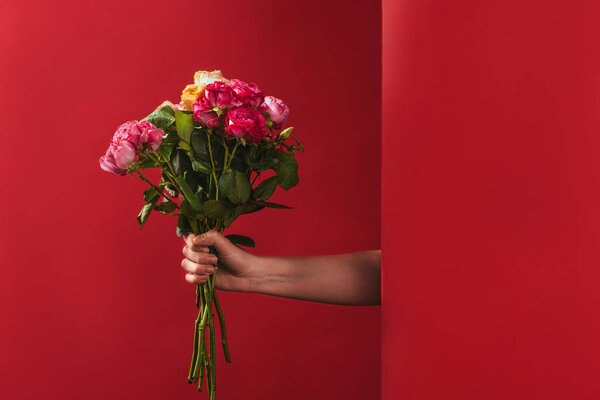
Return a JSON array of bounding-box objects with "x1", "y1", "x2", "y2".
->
[
  {"x1": 231, "y1": 79, "x2": 264, "y2": 108},
  {"x1": 193, "y1": 98, "x2": 220, "y2": 127},
  {"x1": 225, "y1": 106, "x2": 267, "y2": 143},
  {"x1": 204, "y1": 81, "x2": 235, "y2": 108},
  {"x1": 260, "y1": 96, "x2": 289, "y2": 129}
]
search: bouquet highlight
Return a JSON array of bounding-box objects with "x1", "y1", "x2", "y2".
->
[{"x1": 100, "y1": 70, "x2": 302, "y2": 398}]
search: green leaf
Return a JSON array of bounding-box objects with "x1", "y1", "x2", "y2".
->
[
  {"x1": 244, "y1": 145, "x2": 260, "y2": 167},
  {"x1": 192, "y1": 160, "x2": 212, "y2": 174},
  {"x1": 278, "y1": 127, "x2": 294, "y2": 140},
  {"x1": 137, "y1": 153, "x2": 157, "y2": 169},
  {"x1": 253, "y1": 176, "x2": 278, "y2": 200},
  {"x1": 158, "y1": 145, "x2": 174, "y2": 161},
  {"x1": 218, "y1": 169, "x2": 252, "y2": 205},
  {"x1": 142, "y1": 106, "x2": 175, "y2": 130},
  {"x1": 176, "y1": 175, "x2": 202, "y2": 210},
  {"x1": 237, "y1": 202, "x2": 265, "y2": 214},
  {"x1": 176, "y1": 214, "x2": 192, "y2": 237},
  {"x1": 190, "y1": 130, "x2": 211, "y2": 162},
  {"x1": 154, "y1": 201, "x2": 177, "y2": 214},
  {"x1": 225, "y1": 234, "x2": 256, "y2": 248},
  {"x1": 255, "y1": 157, "x2": 278, "y2": 172},
  {"x1": 170, "y1": 149, "x2": 192, "y2": 177},
  {"x1": 142, "y1": 186, "x2": 161, "y2": 203},
  {"x1": 272, "y1": 151, "x2": 299, "y2": 190},
  {"x1": 254, "y1": 200, "x2": 293, "y2": 209},
  {"x1": 180, "y1": 199, "x2": 203, "y2": 218},
  {"x1": 164, "y1": 184, "x2": 178, "y2": 198},
  {"x1": 290, "y1": 133, "x2": 304, "y2": 151},
  {"x1": 178, "y1": 140, "x2": 191, "y2": 151},
  {"x1": 202, "y1": 200, "x2": 235, "y2": 219},
  {"x1": 175, "y1": 111, "x2": 194, "y2": 142},
  {"x1": 137, "y1": 203, "x2": 153, "y2": 229}
]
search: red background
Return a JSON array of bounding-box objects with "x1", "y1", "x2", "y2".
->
[
  {"x1": 0, "y1": 1, "x2": 381, "y2": 399},
  {"x1": 383, "y1": 1, "x2": 600, "y2": 399}
]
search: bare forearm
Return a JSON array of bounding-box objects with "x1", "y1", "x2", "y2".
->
[{"x1": 248, "y1": 250, "x2": 381, "y2": 306}]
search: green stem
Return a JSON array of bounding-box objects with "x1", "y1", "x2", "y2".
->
[
  {"x1": 228, "y1": 141, "x2": 239, "y2": 169},
  {"x1": 188, "y1": 291, "x2": 204, "y2": 383},
  {"x1": 134, "y1": 170, "x2": 177, "y2": 206},
  {"x1": 194, "y1": 283, "x2": 213, "y2": 379},
  {"x1": 213, "y1": 291, "x2": 231, "y2": 363},
  {"x1": 206, "y1": 131, "x2": 219, "y2": 200},
  {"x1": 251, "y1": 171, "x2": 260, "y2": 185},
  {"x1": 209, "y1": 310, "x2": 216, "y2": 400}
]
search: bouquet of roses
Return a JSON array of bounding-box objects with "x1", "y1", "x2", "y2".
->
[{"x1": 99, "y1": 70, "x2": 302, "y2": 398}]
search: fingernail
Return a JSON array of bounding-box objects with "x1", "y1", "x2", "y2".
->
[
  {"x1": 207, "y1": 266, "x2": 215, "y2": 274},
  {"x1": 209, "y1": 256, "x2": 218, "y2": 264},
  {"x1": 193, "y1": 234, "x2": 205, "y2": 244}
]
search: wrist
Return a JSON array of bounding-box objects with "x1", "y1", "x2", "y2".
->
[{"x1": 247, "y1": 256, "x2": 294, "y2": 296}]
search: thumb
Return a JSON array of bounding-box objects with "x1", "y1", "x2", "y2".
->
[{"x1": 192, "y1": 230, "x2": 237, "y2": 254}]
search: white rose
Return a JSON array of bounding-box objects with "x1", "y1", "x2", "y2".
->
[{"x1": 193, "y1": 70, "x2": 230, "y2": 88}]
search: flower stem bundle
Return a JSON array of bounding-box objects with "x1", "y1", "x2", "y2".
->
[{"x1": 99, "y1": 70, "x2": 302, "y2": 397}]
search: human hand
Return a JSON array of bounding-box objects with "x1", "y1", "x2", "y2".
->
[{"x1": 181, "y1": 230, "x2": 259, "y2": 292}]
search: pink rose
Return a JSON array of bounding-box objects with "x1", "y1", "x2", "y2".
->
[
  {"x1": 226, "y1": 107, "x2": 267, "y2": 143},
  {"x1": 136, "y1": 120, "x2": 163, "y2": 152},
  {"x1": 231, "y1": 79, "x2": 264, "y2": 108},
  {"x1": 112, "y1": 120, "x2": 163, "y2": 152},
  {"x1": 192, "y1": 98, "x2": 220, "y2": 127},
  {"x1": 113, "y1": 120, "x2": 143, "y2": 145},
  {"x1": 100, "y1": 120, "x2": 164, "y2": 175},
  {"x1": 111, "y1": 141, "x2": 137, "y2": 169},
  {"x1": 204, "y1": 81, "x2": 235, "y2": 108},
  {"x1": 99, "y1": 148, "x2": 127, "y2": 175},
  {"x1": 260, "y1": 96, "x2": 289, "y2": 129}
]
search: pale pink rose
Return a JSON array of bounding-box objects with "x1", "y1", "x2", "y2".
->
[
  {"x1": 231, "y1": 79, "x2": 264, "y2": 108},
  {"x1": 260, "y1": 96, "x2": 289, "y2": 129},
  {"x1": 226, "y1": 107, "x2": 267, "y2": 143},
  {"x1": 99, "y1": 148, "x2": 127, "y2": 175},
  {"x1": 204, "y1": 81, "x2": 235, "y2": 108},
  {"x1": 111, "y1": 141, "x2": 137, "y2": 169}
]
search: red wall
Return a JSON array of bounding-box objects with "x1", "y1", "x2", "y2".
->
[
  {"x1": 383, "y1": 1, "x2": 600, "y2": 399},
  {"x1": 0, "y1": 1, "x2": 381, "y2": 399}
]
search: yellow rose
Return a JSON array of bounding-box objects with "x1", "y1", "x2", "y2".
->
[
  {"x1": 180, "y1": 84, "x2": 202, "y2": 111},
  {"x1": 193, "y1": 70, "x2": 230, "y2": 88}
]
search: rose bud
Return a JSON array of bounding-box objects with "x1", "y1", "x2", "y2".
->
[{"x1": 260, "y1": 96, "x2": 289, "y2": 129}]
